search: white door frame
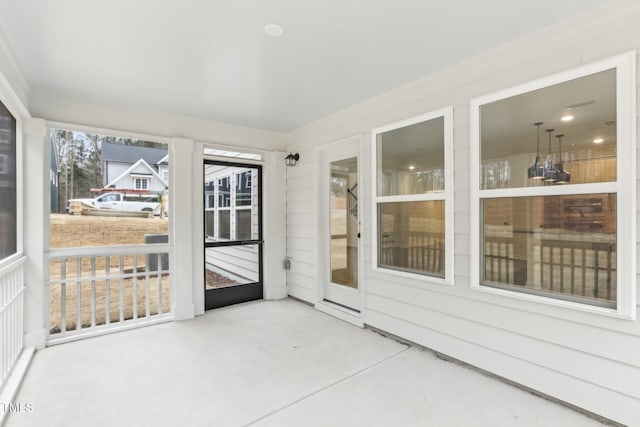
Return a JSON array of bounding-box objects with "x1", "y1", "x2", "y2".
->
[{"x1": 314, "y1": 135, "x2": 364, "y2": 327}]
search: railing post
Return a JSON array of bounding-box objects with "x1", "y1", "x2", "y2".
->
[
  {"x1": 170, "y1": 138, "x2": 195, "y2": 320},
  {"x1": 22, "y1": 118, "x2": 48, "y2": 349}
]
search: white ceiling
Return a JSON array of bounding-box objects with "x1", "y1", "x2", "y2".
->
[{"x1": 0, "y1": 0, "x2": 610, "y2": 132}]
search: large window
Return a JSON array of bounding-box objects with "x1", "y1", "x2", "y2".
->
[
  {"x1": 471, "y1": 53, "x2": 635, "y2": 317},
  {"x1": 372, "y1": 108, "x2": 453, "y2": 282},
  {"x1": 0, "y1": 101, "x2": 17, "y2": 261}
]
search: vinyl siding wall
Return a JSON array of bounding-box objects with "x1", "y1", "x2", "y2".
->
[{"x1": 284, "y1": 1, "x2": 640, "y2": 424}]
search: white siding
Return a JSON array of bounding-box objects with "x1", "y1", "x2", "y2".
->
[
  {"x1": 284, "y1": 2, "x2": 640, "y2": 425},
  {"x1": 206, "y1": 245, "x2": 259, "y2": 282}
]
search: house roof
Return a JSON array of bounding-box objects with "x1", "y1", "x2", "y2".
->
[
  {"x1": 106, "y1": 158, "x2": 167, "y2": 189},
  {"x1": 102, "y1": 142, "x2": 167, "y2": 166}
]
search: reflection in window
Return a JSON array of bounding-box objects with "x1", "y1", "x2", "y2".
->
[
  {"x1": 480, "y1": 69, "x2": 616, "y2": 190},
  {"x1": 219, "y1": 210, "x2": 230, "y2": 240},
  {"x1": 482, "y1": 194, "x2": 616, "y2": 307},
  {"x1": 218, "y1": 177, "x2": 230, "y2": 207},
  {"x1": 236, "y1": 171, "x2": 251, "y2": 207},
  {"x1": 236, "y1": 209, "x2": 251, "y2": 240},
  {"x1": 0, "y1": 103, "x2": 16, "y2": 260},
  {"x1": 374, "y1": 110, "x2": 451, "y2": 281},
  {"x1": 378, "y1": 201, "x2": 445, "y2": 278},
  {"x1": 376, "y1": 116, "x2": 445, "y2": 196}
]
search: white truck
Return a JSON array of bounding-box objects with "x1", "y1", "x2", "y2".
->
[{"x1": 68, "y1": 192, "x2": 160, "y2": 213}]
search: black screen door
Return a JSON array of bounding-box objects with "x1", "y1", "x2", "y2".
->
[{"x1": 204, "y1": 160, "x2": 263, "y2": 310}]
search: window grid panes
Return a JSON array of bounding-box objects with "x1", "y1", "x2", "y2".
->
[
  {"x1": 373, "y1": 109, "x2": 452, "y2": 281},
  {"x1": 472, "y1": 56, "x2": 634, "y2": 313},
  {"x1": 134, "y1": 178, "x2": 149, "y2": 190}
]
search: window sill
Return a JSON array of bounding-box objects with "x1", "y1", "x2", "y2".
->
[
  {"x1": 372, "y1": 265, "x2": 453, "y2": 288},
  {"x1": 471, "y1": 283, "x2": 635, "y2": 321}
]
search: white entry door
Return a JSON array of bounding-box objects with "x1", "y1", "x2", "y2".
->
[{"x1": 321, "y1": 140, "x2": 361, "y2": 312}]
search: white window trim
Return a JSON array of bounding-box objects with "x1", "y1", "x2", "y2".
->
[
  {"x1": 133, "y1": 177, "x2": 149, "y2": 190},
  {"x1": 470, "y1": 51, "x2": 636, "y2": 320},
  {"x1": 371, "y1": 106, "x2": 454, "y2": 286}
]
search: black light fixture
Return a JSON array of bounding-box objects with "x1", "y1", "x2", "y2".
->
[
  {"x1": 527, "y1": 122, "x2": 544, "y2": 179},
  {"x1": 285, "y1": 152, "x2": 300, "y2": 166},
  {"x1": 555, "y1": 134, "x2": 571, "y2": 183},
  {"x1": 542, "y1": 128, "x2": 557, "y2": 182}
]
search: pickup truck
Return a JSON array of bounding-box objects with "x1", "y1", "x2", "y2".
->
[{"x1": 68, "y1": 192, "x2": 160, "y2": 213}]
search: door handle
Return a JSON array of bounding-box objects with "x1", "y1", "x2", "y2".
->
[{"x1": 240, "y1": 240, "x2": 264, "y2": 245}]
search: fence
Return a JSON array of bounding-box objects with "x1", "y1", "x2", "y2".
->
[
  {"x1": 0, "y1": 256, "x2": 25, "y2": 392},
  {"x1": 483, "y1": 235, "x2": 616, "y2": 303},
  {"x1": 48, "y1": 245, "x2": 172, "y2": 342}
]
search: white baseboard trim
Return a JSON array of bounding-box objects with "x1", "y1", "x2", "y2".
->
[{"x1": 315, "y1": 301, "x2": 364, "y2": 327}]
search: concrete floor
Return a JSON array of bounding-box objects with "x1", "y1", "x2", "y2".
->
[{"x1": 5, "y1": 299, "x2": 603, "y2": 427}]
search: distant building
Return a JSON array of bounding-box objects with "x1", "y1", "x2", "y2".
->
[{"x1": 101, "y1": 142, "x2": 168, "y2": 193}]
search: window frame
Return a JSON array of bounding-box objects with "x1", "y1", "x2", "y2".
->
[
  {"x1": 133, "y1": 177, "x2": 150, "y2": 190},
  {"x1": 0, "y1": 103, "x2": 20, "y2": 267},
  {"x1": 470, "y1": 52, "x2": 636, "y2": 319},
  {"x1": 371, "y1": 107, "x2": 454, "y2": 285}
]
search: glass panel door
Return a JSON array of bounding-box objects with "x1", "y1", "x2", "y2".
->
[
  {"x1": 323, "y1": 150, "x2": 360, "y2": 311},
  {"x1": 203, "y1": 161, "x2": 262, "y2": 310},
  {"x1": 330, "y1": 158, "x2": 358, "y2": 288}
]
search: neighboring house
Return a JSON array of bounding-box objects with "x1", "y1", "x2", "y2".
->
[{"x1": 101, "y1": 142, "x2": 168, "y2": 193}]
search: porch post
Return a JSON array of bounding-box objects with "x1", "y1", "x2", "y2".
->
[
  {"x1": 22, "y1": 118, "x2": 48, "y2": 349},
  {"x1": 170, "y1": 137, "x2": 195, "y2": 320},
  {"x1": 263, "y1": 151, "x2": 287, "y2": 300}
]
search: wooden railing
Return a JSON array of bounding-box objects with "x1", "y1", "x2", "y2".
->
[
  {"x1": 483, "y1": 235, "x2": 616, "y2": 303},
  {"x1": 48, "y1": 245, "x2": 172, "y2": 342},
  {"x1": 0, "y1": 256, "x2": 26, "y2": 392},
  {"x1": 539, "y1": 239, "x2": 616, "y2": 301},
  {"x1": 380, "y1": 231, "x2": 445, "y2": 276}
]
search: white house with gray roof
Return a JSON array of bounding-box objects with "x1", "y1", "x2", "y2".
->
[{"x1": 101, "y1": 142, "x2": 168, "y2": 193}]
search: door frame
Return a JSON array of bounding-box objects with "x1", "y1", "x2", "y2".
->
[
  {"x1": 314, "y1": 135, "x2": 365, "y2": 327},
  {"x1": 203, "y1": 159, "x2": 264, "y2": 310}
]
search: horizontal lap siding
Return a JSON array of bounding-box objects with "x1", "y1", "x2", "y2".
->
[
  {"x1": 205, "y1": 246, "x2": 259, "y2": 281},
  {"x1": 286, "y1": 3, "x2": 640, "y2": 425},
  {"x1": 286, "y1": 154, "x2": 318, "y2": 303}
]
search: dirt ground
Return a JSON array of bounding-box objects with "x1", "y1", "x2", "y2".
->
[
  {"x1": 50, "y1": 213, "x2": 169, "y2": 248},
  {"x1": 49, "y1": 214, "x2": 170, "y2": 333}
]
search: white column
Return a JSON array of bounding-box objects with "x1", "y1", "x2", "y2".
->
[
  {"x1": 192, "y1": 142, "x2": 205, "y2": 315},
  {"x1": 170, "y1": 138, "x2": 195, "y2": 320},
  {"x1": 263, "y1": 151, "x2": 287, "y2": 300},
  {"x1": 22, "y1": 118, "x2": 47, "y2": 349}
]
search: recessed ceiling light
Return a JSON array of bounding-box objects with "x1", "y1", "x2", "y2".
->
[
  {"x1": 561, "y1": 115, "x2": 574, "y2": 122},
  {"x1": 264, "y1": 23, "x2": 285, "y2": 38},
  {"x1": 593, "y1": 138, "x2": 604, "y2": 144},
  {"x1": 408, "y1": 165, "x2": 415, "y2": 170}
]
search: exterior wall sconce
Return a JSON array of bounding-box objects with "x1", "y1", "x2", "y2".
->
[{"x1": 285, "y1": 152, "x2": 300, "y2": 166}]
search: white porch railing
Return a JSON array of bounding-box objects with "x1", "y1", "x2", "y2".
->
[
  {"x1": 48, "y1": 245, "x2": 172, "y2": 343},
  {"x1": 0, "y1": 256, "x2": 26, "y2": 392}
]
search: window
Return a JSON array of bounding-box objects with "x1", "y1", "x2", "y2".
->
[
  {"x1": 219, "y1": 210, "x2": 230, "y2": 240},
  {"x1": 372, "y1": 108, "x2": 453, "y2": 282},
  {"x1": 0, "y1": 102, "x2": 17, "y2": 261},
  {"x1": 218, "y1": 177, "x2": 230, "y2": 208},
  {"x1": 49, "y1": 128, "x2": 170, "y2": 247},
  {"x1": 471, "y1": 53, "x2": 635, "y2": 317},
  {"x1": 162, "y1": 170, "x2": 169, "y2": 183},
  {"x1": 134, "y1": 177, "x2": 149, "y2": 190},
  {"x1": 236, "y1": 171, "x2": 252, "y2": 207},
  {"x1": 236, "y1": 209, "x2": 251, "y2": 240}
]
